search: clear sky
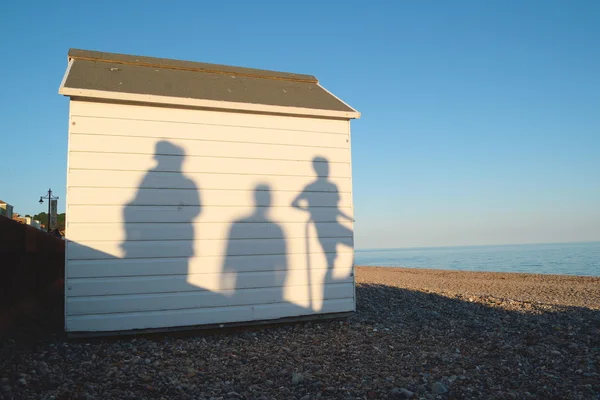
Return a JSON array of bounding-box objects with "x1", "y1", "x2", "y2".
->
[{"x1": 1, "y1": 0, "x2": 599, "y2": 249}]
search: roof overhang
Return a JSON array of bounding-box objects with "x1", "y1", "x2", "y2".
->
[{"x1": 59, "y1": 86, "x2": 360, "y2": 120}]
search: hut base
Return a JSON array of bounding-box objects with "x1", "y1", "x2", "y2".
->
[{"x1": 66, "y1": 311, "x2": 354, "y2": 340}]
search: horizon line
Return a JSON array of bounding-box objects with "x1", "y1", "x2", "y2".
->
[{"x1": 355, "y1": 240, "x2": 600, "y2": 252}]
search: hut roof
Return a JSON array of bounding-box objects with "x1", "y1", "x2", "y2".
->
[{"x1": 60, "y1": 49, "x2": 359, "y2": 119}]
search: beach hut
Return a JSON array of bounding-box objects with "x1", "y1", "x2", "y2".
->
[{"x1": 59, "y1": 49, "x2": 360, "y2": 335}]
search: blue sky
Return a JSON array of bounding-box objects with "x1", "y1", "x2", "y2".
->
[{"x1": 1, "y1": 0, "x2": 599, "y2": 248}]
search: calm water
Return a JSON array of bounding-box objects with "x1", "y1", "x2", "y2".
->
[{"x1": 355, "y1": 242, "x2": 600, "y2": 277}]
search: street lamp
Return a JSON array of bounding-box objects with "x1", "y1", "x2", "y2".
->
[{"x1": 39, "y1": 188, "x2": 59, "y2": 233}]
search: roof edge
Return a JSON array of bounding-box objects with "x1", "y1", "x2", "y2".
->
[
  {"x1": 67, "y1": 48, "x2": 319, "y2": 84},
  {"x1": 59, "y1": 86, "x2": 361, "y2": 119},
  {"x1": 317, "y1": 83, "x2": 359, "y2": 116}
]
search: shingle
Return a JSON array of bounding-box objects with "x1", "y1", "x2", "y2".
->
[
  {"x1": 63, "y1": 49, "x2": 355, "y2": 113},
  {"x1": 68, "y1": 49, "x2": 318, "y2": 83}
]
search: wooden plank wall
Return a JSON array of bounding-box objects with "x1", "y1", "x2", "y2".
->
[{"x1": 65, "y1": 100, "x2": 355, "y2": 332}]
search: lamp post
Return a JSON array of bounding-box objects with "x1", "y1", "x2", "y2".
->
[{"x1": 39, "y1": 188, "x2": 59, "y2": 233}]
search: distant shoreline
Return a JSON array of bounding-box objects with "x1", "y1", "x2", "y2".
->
[{"x1": 355, "y1": 263, "x2": 600, "y2": 278}]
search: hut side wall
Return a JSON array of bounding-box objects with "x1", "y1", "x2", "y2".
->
[{"x1": 65, "y1": 100, "x2": 355, "y2": 332}]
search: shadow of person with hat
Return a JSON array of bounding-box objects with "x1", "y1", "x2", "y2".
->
[{"x1": 122, "y1": 140, "x2": 201, "y2": 273}]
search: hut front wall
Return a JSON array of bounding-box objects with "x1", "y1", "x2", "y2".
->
[{"x1": 65, "y1": 100, "x2": 355, "y2": 332}]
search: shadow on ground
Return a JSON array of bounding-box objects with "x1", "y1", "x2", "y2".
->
[{"x1": 1, "y1": 283, "x2": 599, "y2": 399}]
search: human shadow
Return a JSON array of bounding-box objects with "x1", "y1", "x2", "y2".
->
[
  {"x1": 291, "y1": 156, "x2": 354, "y2": 302},
  {"x1": 221, "y1": 184, "x2": 289, "y2": 305},
  {"x1": 122, "y1": 140, "x2": 200, "y2": 259},
  {"x1": 63, "y1": 140, "x2": 228, "y2": 334}
]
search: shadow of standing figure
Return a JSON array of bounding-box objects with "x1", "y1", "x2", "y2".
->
[
  {"x1": 221, "y1": 184, "x2": 288, "y2": 303},
  {"x1": 292, "y1": 157, "x2": 353, "y2": 297},
  {"x1": 121, "y1": 140, "x2": 201, "y2": 274}
]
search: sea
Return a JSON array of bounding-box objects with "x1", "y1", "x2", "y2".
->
[{"x1": 354, "y1": 241, "x2": 600, "y2": 277}]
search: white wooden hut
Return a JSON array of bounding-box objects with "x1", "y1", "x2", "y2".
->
[{"x1": 59, "y1": 49, "x2": 360, "y2": 335}]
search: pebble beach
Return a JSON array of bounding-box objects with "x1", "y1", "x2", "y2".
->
[{"x1": 1, "y1": 266, "x2": 599, "y2": 399}]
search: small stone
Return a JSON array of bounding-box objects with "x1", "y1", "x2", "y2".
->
[
  {"x1": 292, "y1": 372, "x2": 305, "y2": 385},
  {"x1": 129, "y1": 356, "x2": 141, "y2": 364},
  {"x1": 578, "y1": 384, "x2": 593, "y2": 394},
  {"x1": 300, "y1": 396, "x2": 310, "y2": 400},
  {"x1": 2, "y1": 385, "x2": 11, "y2": 393},
  {"x1": 18, "y1": 378, "x2": 27, "y2": 386},
  {"x1": 431, "y1": 382, "x2": 448, "y2": 394},
  {"x1": 550, "y1": 350, "x2": 561, "y2": 356},
  {"x1": 390, "y1": 387, "x2": 414, "y2": 399},
  {"x1": 227, "y1": 391, "x2": 242, "y2": 399},
  {"x1": 37, "y1": 361, "x2": 50, "y2": 376}
]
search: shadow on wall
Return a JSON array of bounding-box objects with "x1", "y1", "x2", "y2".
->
[
  {"x1": 122, "y1": 141, "x2": 201, "y2": 259},
  {"x1": 291, "y1": 156, "x2": 354, "y2": 302},
  {"x1": 222, "y1": 184, "x2": 288, "y2": 302},
  {"x1": 67, "y1": 140, "x2": 353, "y2": 331}
]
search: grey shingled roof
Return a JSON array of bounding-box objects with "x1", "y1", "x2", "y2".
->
[{"x1": 62, "y1": 49, "x2": 356, "y2": 113}]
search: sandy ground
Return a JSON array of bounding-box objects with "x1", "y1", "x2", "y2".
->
[{"x1": 356, "y1": 266, "x2": 600, "y2": 309}]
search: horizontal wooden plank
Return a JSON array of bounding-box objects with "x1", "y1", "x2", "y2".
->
[
  {"x1": 68, "y1": 236, "x2": 354, "y2": 260},
  {"x1": 67, "y1": 221, "x2": 353, "y2": 242},
  {"x1": 65, "y1": 298, "x2": 355, "y2": 332},
  {"x1": 67, "y1": 204, "x2": 354, "y2": 224},
  {"x1": 67, "y1": 170, "x2": 352, "y2": 192},
  {"x1": 68, "y1": 187, "x2": 352, "y2": 207},
  {"x1": 70, "y1": 100, "x2": 349, "y2": 134},
  {"x1": 67, "y1": 270, "x2": 354, "y2": 297},
  {"x1": 68, "y1": 152, "x2": 352, "y2": 177},
  {"x1": 66, "y1": 251, "x2": 355, "y2": 278},
  {"x1": 69, "y1": 133, "x2": 350, "y2": 162},
  {"x1": 67, "y1": 283, "x2": 354, "y2": 315},
  {"x1": 71, "y1": 116, "x2": 349, "y2": 147}
]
